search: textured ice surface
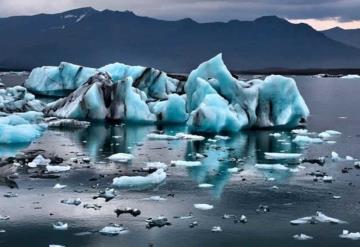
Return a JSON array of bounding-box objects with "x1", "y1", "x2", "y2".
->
[
  {"x1": 0, "y1": 86, "x2": 44, "y2": 113},
  {"x1": 25, "y1": 61, "x2": 179, "y2": 97},
  {"x1": 40, "y1": 54, "x2": 309, "y2": 133}
]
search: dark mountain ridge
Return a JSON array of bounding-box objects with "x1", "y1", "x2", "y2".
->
[{"x1": 1, "y1": 7, "x2": 360, "y2": 72}]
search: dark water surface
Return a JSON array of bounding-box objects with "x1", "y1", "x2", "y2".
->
[{"x1": 1, "y1": 75, "x2": 360, "y2": 246}]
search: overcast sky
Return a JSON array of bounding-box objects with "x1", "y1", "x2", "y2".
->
[{"x1": 1, "y1": 0, "x2": 360, "y2": 30}]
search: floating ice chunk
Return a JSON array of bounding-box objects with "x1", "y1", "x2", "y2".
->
[
  {"x1": 53, "y1": 222, "x2": 68, "y2": 230},
  {"x1": 46, "y1": 118, "x2": 90, "y2": 129},
  {"x1": 53, "y1": 183, "x2": 67, "y2": 189},
  {"x1": 315, "y1": 211, "x2": 347, "y2": 224},
  {"x1": 0, "y1": 86, "x2": 44, "y2": 113},
  {"x1": 194, "y1": 203, "x2": 214, "y2": 210},
  {"x1": 143, "y1": 196, "x2": 167, "y2": 201},
  {"x1": 331, "y1": 151, "x2": 342, "y2": 161},
  {"x1": 291, "y1": 129, "x2": 308, "y2": 135},
  {"x1": 293, "y1": 233, "x2": 313, "y2": 240},
  {"x1": 108, "y1": 153, "x2": 133, "y2": 162},
  {"x1": 145, "y1": 162, "x2": 167, "y2": 169},
  {"x1": 293, "y1": 135, "x2": 323, "y2": 144},
  {"x1": 211, "y1": 226, "x2": 222, "y2": 232},
  {"x1": 198, "y1": 183, "x2": 214, "y2": 188},
  {"x1": 264, "y1": 152, "x2": 302, "y2": 159},
  {"x1": 93, "y1": 188, "x2": 116, "y2": 202},
  {"x1": 112, "y1": 169, "x2": 166, "y2": 188},
  {"x1": 215, "y1": 135, "x2": 230, "y2": 140},
  {"x1": 175, "y1": 133, "x2": 205, "y2": 141},
  {"x1": 341, "y1": 74, "x2": 360, "y2": 79},
  {"x1": 323, "y1": 176, "x2": 333, "y2": 183},
  {"x1": 146, "y1": 217, "x2": 172, "y2": 229},
  {"x1": 174, "y1": 213, "x2": 194, "y2": 220},
  {"x1": 339, "y1": 230, "x2": 360, "y2": 240},
  {"x1": 61, "y1": 198, "x2": 81, "y2": 206},
  {"x1": 346, "y1": 156, "x2": 354, "y2": 161},
  {"x1": 99, "y1": 224, "x2": 128, "y2": 236},
  {"x1": 255, "y1": 164, "x2": 289, "y2": 171},
  {"x1": 171, "y1": 160, "x2": 202, "y2": 167},
  {"x1": 46, "y1": 165, "x2": 71, "y2": 173},
  {"x1": 147, "y1": 133, "x2": 177, "y2": 140},
  {"x1": 28, "y1": 155, "x2": 51, "y2": 168},
  {"x1": 49, "y1": 245, "x2": 65, "y2": 247},
  {"x1": 269, "y1": 133, "x2": 281, "y2": 137},
  {"x1": 227, "y1": 167, "x2": 239, "y2": 173},
  {"x1": 291, "y1": 211, "x2": 347, "y2": 225},
  {"x1": 0, "y1": 215, "x2": 10, "y2": 221},
  {"x1": 319, "y1": 130, "x2": 342, "y2": 139}
]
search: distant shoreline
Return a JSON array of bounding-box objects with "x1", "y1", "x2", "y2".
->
[{"x1": 2, "y1": 66, "x2": 360, "y2": 76}]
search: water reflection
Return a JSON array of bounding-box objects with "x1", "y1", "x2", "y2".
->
[{"x1": 66, "y1": 124, "x2": 304, "y2": 198}]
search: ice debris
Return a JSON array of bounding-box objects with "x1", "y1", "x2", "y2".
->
[
  {"x1": 53, "y1": 183, "x2": 67, "y2": 189},
  {"x1": 264, "y1": 152, "x2": 302, "y2": 159},
  {"x1": 61, "y1": 198, "x2": 81, "y2": 206},
  {"x1": 170, "y1": 160, "x2": 202, "y2": 167},
  {"x1": 53, "y1": 222, "x2": 68, "y2": 230},
  {"x1": 211, "y1": 226, "x2": 222, "y2": 232},
  {"x1": 46, "y1": 165, "x2": 71, "y2": 173},
  {"x1": 293, "y1": 233, "x2": 313, "y2": 240},
  {"x1": 254, "y1": 164, "x2": 289, "y2": 171},
  {"x1": 93, "y1": 188, "x2": 116, "y2": 202},
  {"x1": 146, "y1": 217, "x2": 171, "y2": 229},
  {"x1": 99, "y1": 224, "x2": 128, "y2": 236}
]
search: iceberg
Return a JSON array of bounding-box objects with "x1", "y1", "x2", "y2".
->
[
  {"x1": 40, "y1": 54, "x2": 309, "y2": 133},
  {"x1": 112, "y1": 169, "x2": 166, "y2": 188}
]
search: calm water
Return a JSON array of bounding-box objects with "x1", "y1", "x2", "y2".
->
[{"x1": 1, "y1": 75, "x2": 360, "y2": 246}]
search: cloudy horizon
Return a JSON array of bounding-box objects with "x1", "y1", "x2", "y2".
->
[{"x1": 0, "y1": 0, "x2": 359, "y2": 30}]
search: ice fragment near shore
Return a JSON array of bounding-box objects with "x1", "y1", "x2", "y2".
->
[{"x1": 112, "y1": 169, "x2": 166, "y2": 188}]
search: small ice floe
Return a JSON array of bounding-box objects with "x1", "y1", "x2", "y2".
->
[
  {"x1": 198, "y1": 183, "x2": 214, "y2": 188},
  {"x1": 339, "y1": 230, "x2": 360, "y2": 240},
  {"x1": 255, "y1": 164, "x2": 289, "y2": 171},
  {"x1": 256, "y1": 205, "x2": 270, "y2": 213},
  {"x1": 142, "y1": 195, "x2": 167, "y2": 201},
  {"x1": 46, "y1": 165, "x2": 71, "y2": 173},
  {"x1": 147, "y1": 133, "x2": 178, "y2": 140},
  {"x1": 264, "y1": 152, "x2": 302, "y2": 159},
  {"x1": 93, "y1": 188, "x2": 116, "y2": 202},
  {"x1": 318, "y1": 130, "x2": 341, "y2": 139},
  {"x1": 194, "y1": 203, "x2": 213, "y2": 210},
  {"x1": 83, "y1": 204, "x2": 102, "y2": 210},
  {"x1": 269, "y1": 133, "x2": 281, "y2": 137},
  {"x1": 112, "y1": 169, "x2": 166, "y2": 188},
  {"x1": 333, "y1": 195, "x2": 342, "y2": 199},
  {"x1": 195, "y1": 153, "x2": 205, "y2": 159},
  {"x1": 323, "y1": 176, "x2": 334, "y2": 183},
  {"x1": 49, "y1": 245, "x2": 65, "y2": 247},
  {"x1": 293, "y1": 233, "x2": 313, "y2": 240},
  {"x1": 291, "y1": 129, "x2": 308, "y2": 135},
  {"x1": 145, "y1": 162, "x2": 167, "y2": 169},
  {"x1": 331, "y1": 151, "x2": 342, "y2": 162},
  {"x1": 227, "y1": 167, "x2": 239, "y2": 173},
  {"x1": 61, "y1": 198, "x2": 81, "y2": 206},
  {"x1": 170, "y1": 160, "x2": 201, "y2": 167},
  {"x1": 53, "y1": 222, "x2": 68, "y2": 230},
  {"x1": 115, "y1": 207, "x2": 141, "y2": 217},
  {"x1": 346, "y1": 156, "x2": 355, "y2": 161},
  {"x1": 355, "y1": 161, "x2": 360, "y2": 169},
  {"x1": 223, "y1": 214, "x2": 247, "y2": 224},
  {"x1": 46, "y1": 119, "x2": 90, "y2": 129},
  {"x1": 290, "y1": 211, "x2": 347, "y2": 225},
  {"x1": 174, "y1": 213, "x2": 194, "y2": 220},
  {"x1": 293, "y1": 135, "x2": 323, "y2": 144},
  {"x1": 211, "y1": 226, "x2": 222, "y2": 232},
  {"x1": 27, "y1": 155, "x2": 51, "y2": 168},
  {"x1": 99, "y1": 224, "x2": 128, "y2": 236},
  {"x1": 146, "y1": 217, "x2": 171, "y2": 229},
  {"x1": 190, "y1": 221, "x2": 198, "y2": 228},
  {"x1": 107, "y1": 153, "x2": 133, "y2": 163},
  {"x1": 215, "y1": 135, "x2": 230, "y2": 140},
  {"x1": 53, "y1": 183, "x2": 67, "y2": 189},
  {"x1": 0, "y1": 215, "x2": 10, "y2": 221},
  {"x1": 175, "y1": 133, "x2": 205, "y2": 141}
]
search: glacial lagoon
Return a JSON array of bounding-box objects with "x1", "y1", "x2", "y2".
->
[{"x1": 1, "y1": 75, "x2": 360, "y2": 246}]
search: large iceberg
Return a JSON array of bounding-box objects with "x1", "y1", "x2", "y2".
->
[
  {"x1": 0, "y1": 86, "x2": 44, "y2": 113},
  {"x1": 25, "y1": 62, "x2": 179, "y2": 97},
  {"x1": 41, "y1": 54, "x2": 309, "y2": 133},
  {"x1": 0, "y1": 111, "x2": 47, "y2": 144}
]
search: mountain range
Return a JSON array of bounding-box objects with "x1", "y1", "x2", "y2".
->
[{"x1": 1, "y1": 7, "x2": 360, "y2": 72}]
